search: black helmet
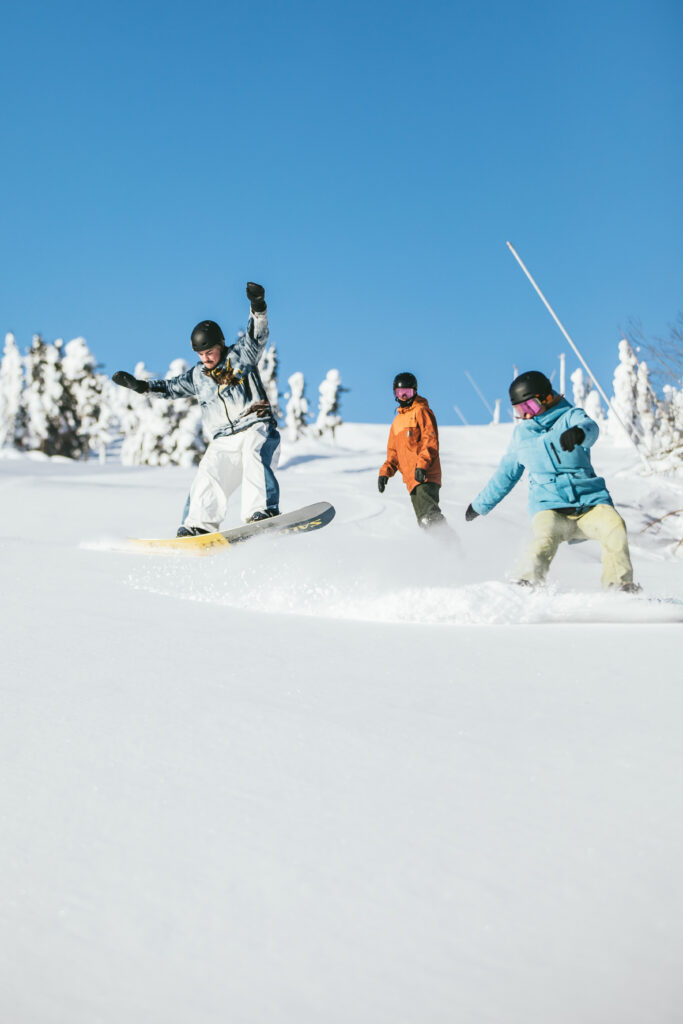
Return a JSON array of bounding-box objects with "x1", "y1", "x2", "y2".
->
[
  {"x1": 509, "y1": 370, "x2": 552, "y2": 405},
  {"x1": 393, "y1": 371, "x2": 417, "y2": 391},
  {"x1": 191, "y1": 320, "x2": 225, "y2": 352}
]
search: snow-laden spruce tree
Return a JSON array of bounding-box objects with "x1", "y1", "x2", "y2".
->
[
  {"x1": 570, "y1": 367, "x2": 604, "y2": 422},
  {"x1": 119, "y1": 362, "x2": 154, "y2": 465},
  {"x1": 120, "y1": 359, "x2": 205, "y2": 466},
  {"x1": 653, "y1": 383, "x2": 683, "y2": 464},
  {"x1": 570, "y1": 367, "x2": 588, "y2": 408},
  {"x1": 61, "y1": 336, "x2": 114, "y2": 459},
  {"x1": 314, "y1": 369, "x2": 344, "y2": 439},
  {"x1": 0, "y1": 333, "x2": 26, "y2": 449},
  {"x1": 162, "y1": 358, "x2": 204, "y2": 466},
  {"x1": 258, "y1": 339, "x2": 282, "y2": 419},
  {"x1": 635, "y1": 360, "x2": 658, "y2": 454},
  {"x1": 608, "y1": 339, "x2": 641, "y2": 448},
  {"x1": 22, "y1": 335, "x2": 81, "y2": 456},
  {"x1": 284, "y1": 371, "x2": 309, "y2": 441}
]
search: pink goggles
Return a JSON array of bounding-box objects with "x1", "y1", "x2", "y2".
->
[
  {"x1": 513, "y1": 396, "x2": 544, "y2": 418},
  {"x1": 394, "y1": 387, "x2": 416, "y2": 401}
]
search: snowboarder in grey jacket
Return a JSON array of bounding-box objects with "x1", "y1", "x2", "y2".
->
[
  {"x1": 112, "y1": 282, "x2": 281, "y2": 535},
  {"x1": 465, "y1": 370, "x2": 639, "y2": 591}
]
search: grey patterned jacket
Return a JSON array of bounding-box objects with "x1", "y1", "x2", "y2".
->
[{"x1": 148, "y1": 311, "x2": 275, "y2": 439}]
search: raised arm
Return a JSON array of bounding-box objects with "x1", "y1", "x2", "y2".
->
[{"x1": 233, "y1": 282, "x2": 270, "y2": 366}]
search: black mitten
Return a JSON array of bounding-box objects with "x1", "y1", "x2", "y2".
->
[
  {"x1": 560, "y1": 425, "x2": 585, "y2": 452},
  {"x1": 378, "y1": 476, "x2": 388, "y2": 493},
  {"x1": 414, "y1": 467, "x2": 427, "y2": 484},
  {"x1": 112, "y1": 371, "x2": 149, "y2": 394},
  {"x1": 465, "y1": 503, "x2": 480, "y2": 522},
  {"x1": 246, "y1": 282, "x2": 267, "y2": 314}
]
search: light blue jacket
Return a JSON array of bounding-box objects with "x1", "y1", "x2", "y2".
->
[
  {"x1": 472, "y1": 398, "x2": 613, "y2": 518},
  {"x1": 148, "y1": 311, "x2": 275, "y2": 440}
]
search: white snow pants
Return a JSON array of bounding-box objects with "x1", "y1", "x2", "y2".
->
[{"x1": 183, "y1": 423, "x2": 281, "y2": 531}]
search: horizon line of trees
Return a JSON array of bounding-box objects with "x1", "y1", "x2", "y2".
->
[
  {"x1": 0, "y1": 332, "x2": 347, "y2": 465},
  {"x1": 1, "y1": 322, "x2": 681, "y2": 470}
]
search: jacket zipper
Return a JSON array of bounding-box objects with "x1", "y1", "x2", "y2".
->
[
  {"x1": 550, "y1": 441, "x2": 561, "y2": 465},
  {"x1": 215, "y1": 381, "x2": 234, "y2": 431}
]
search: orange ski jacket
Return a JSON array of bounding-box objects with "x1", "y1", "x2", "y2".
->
[{"x1": 379, "y1": 396, "x2": 442, "y2": 492}]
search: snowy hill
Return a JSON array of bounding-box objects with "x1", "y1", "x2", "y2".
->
[{"x1": 2, "y1": 423, "x2": 682, "y2": 1023}]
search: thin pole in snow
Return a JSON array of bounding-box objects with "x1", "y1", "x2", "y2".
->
[
  {"x1": 464, "y1": 371, "x2": 495, "y2": 418},
  {"x1": 453, "y1": 404, "x2": 469, "y2": 425},
  {"x1": 559, "y1": 352, "x2": 566, "y2": 394},
  {"x1": 505, "y1": 241, "x2": 649, "y2": 468}
]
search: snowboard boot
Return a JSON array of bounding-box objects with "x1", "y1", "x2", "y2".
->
[
  {"x1": 176, "y1": 525, "x2": 210, "y2": 537},
  {"x1": 616, "y1": 581, "x2": 642, "y2": 594},
  {"x1": 247, "y1": 508, "x2": 280, "y2": 523}
]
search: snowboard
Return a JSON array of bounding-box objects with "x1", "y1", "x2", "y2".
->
[{"x1": 128, "y1": 501, "x2": 335, "y2": 555}]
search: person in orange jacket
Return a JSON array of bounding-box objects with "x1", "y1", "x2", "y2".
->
[{"x1": 378, "y1": 372, "x2": 447, "y2": 529}]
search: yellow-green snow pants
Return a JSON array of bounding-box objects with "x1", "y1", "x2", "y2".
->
[{"x1": 515, "y1": 504, "x2": 634, "y2": 588}]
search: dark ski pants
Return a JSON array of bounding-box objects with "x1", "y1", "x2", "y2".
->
[{"x1": 410, "y1": 482, "x2": 446, "y2": 529}]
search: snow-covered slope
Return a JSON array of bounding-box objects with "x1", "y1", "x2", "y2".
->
[{"x1": 2, "y1": 424, "x2": 682, "y2": 1024}]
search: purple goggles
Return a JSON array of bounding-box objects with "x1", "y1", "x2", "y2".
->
[
  {"x1": 394, "y1": 387, "x2": 416, "y2": 401},
  {"x1": 513, "y1": 396, "x2": 544, "y2": 418}
]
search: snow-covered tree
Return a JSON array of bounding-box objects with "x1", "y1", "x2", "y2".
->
[
  {"x1": 162, "y1": 358, "x2": 204, "y2": 466},
  {"x1": 61, "y1": 336, "x2": 115, "y2": 459},
  {"x1": 314, "y1": 369, "x2": 345, "y2": 439},
  {"x1": 570, "y1": 367, "x2": 588, "y2": 409},
  {"x1": 584, "y1": 389, "x2": 604, "y2": 423},
  {"x1": 22, "y1": 335, "x2": 81, "y2": 456},
  {"x1": 0, "y1": 333, "x2": 26, "y2": 449},
  {"x1": 284, "y1": 371, "x2": 309, "y2": 441},
  {"x1": 570, "y1": 367, "x2": 604, "y2": 422},
  {"x1": 258, "y1": 340, "x2": 282, "y2": 419},
  {"x1": 120, "y1": 360, "x2": 204, "y2": 467},
  {"x1": 119, "y1": 362, "x2": 155, "y2": 465},
  {"x1": 608, "y1": 339, "x2": 641, "y2": 448},
  {"x1": 635, "y1": 360, "x2": 657, "y2": 453}
]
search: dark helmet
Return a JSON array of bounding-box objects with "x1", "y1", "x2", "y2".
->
[
  {"x1": 393, "y1": 371, "x2": 417, "y2": 391},
  {"x1": 509, "y1": 370, "x2": 553, "y2": 405},
  {"x1": 191, "y1": 320, "x2": 225, "y2": 353}
]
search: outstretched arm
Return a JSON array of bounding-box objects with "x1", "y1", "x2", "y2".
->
[{"x1": 148, "y1": 365, "x2": 197, "y2": 400}]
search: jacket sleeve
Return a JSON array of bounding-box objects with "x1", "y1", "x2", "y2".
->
[
  {"x1": 566, "y1": 407, "x2": 599, "y2": 446},
  {"x1": 415, "y1": 406, "x2": 439, "y2": 471},
  {"x1": 233, "y1": 310, "x2": 270, "y2": 367},
  {"x1": 472, "y1": 443, "x2": 525, "y2": 515},
  {"x1": 380, "y1": 428, "x2": 399, "y2": 478},
  {"x1": 149, "y1": 366, "x2": 197, "y2": 400}
]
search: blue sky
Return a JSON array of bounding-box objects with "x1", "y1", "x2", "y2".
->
[{"x1": 1, "y1": 0, "x2": 681, "y2": 424}]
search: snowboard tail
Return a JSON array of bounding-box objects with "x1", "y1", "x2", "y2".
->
[{"x1": 129, "y1": 502, "x2": 335, "y2": 554}]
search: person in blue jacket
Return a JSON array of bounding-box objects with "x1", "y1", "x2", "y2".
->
[{"x1": 464, "y1": 370, "x2": 639, "y2": 591}]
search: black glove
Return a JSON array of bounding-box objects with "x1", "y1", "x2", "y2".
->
[
  {"x1": 414, "y1": 467, "x2": 427, "y2": 484},
  {"x1": 559, "y1": 425, "x2": 585, "y2": 452},
  {"x1": 378, "y1": 475, "x2": 388, "y2": 494},
  {"x1": 112, "y1": 371, "x2": 149, "y2": 394},
  {"x1": 465, "y1": 503, "x2": 480, "y2": 522},
  {"x1": 246, "y1": 282, "x2": 266, "y2": 314}
]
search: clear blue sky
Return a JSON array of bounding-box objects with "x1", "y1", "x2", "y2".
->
[{"x1": 1, "y1": 0, "x2": 681, "y2": 424}]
